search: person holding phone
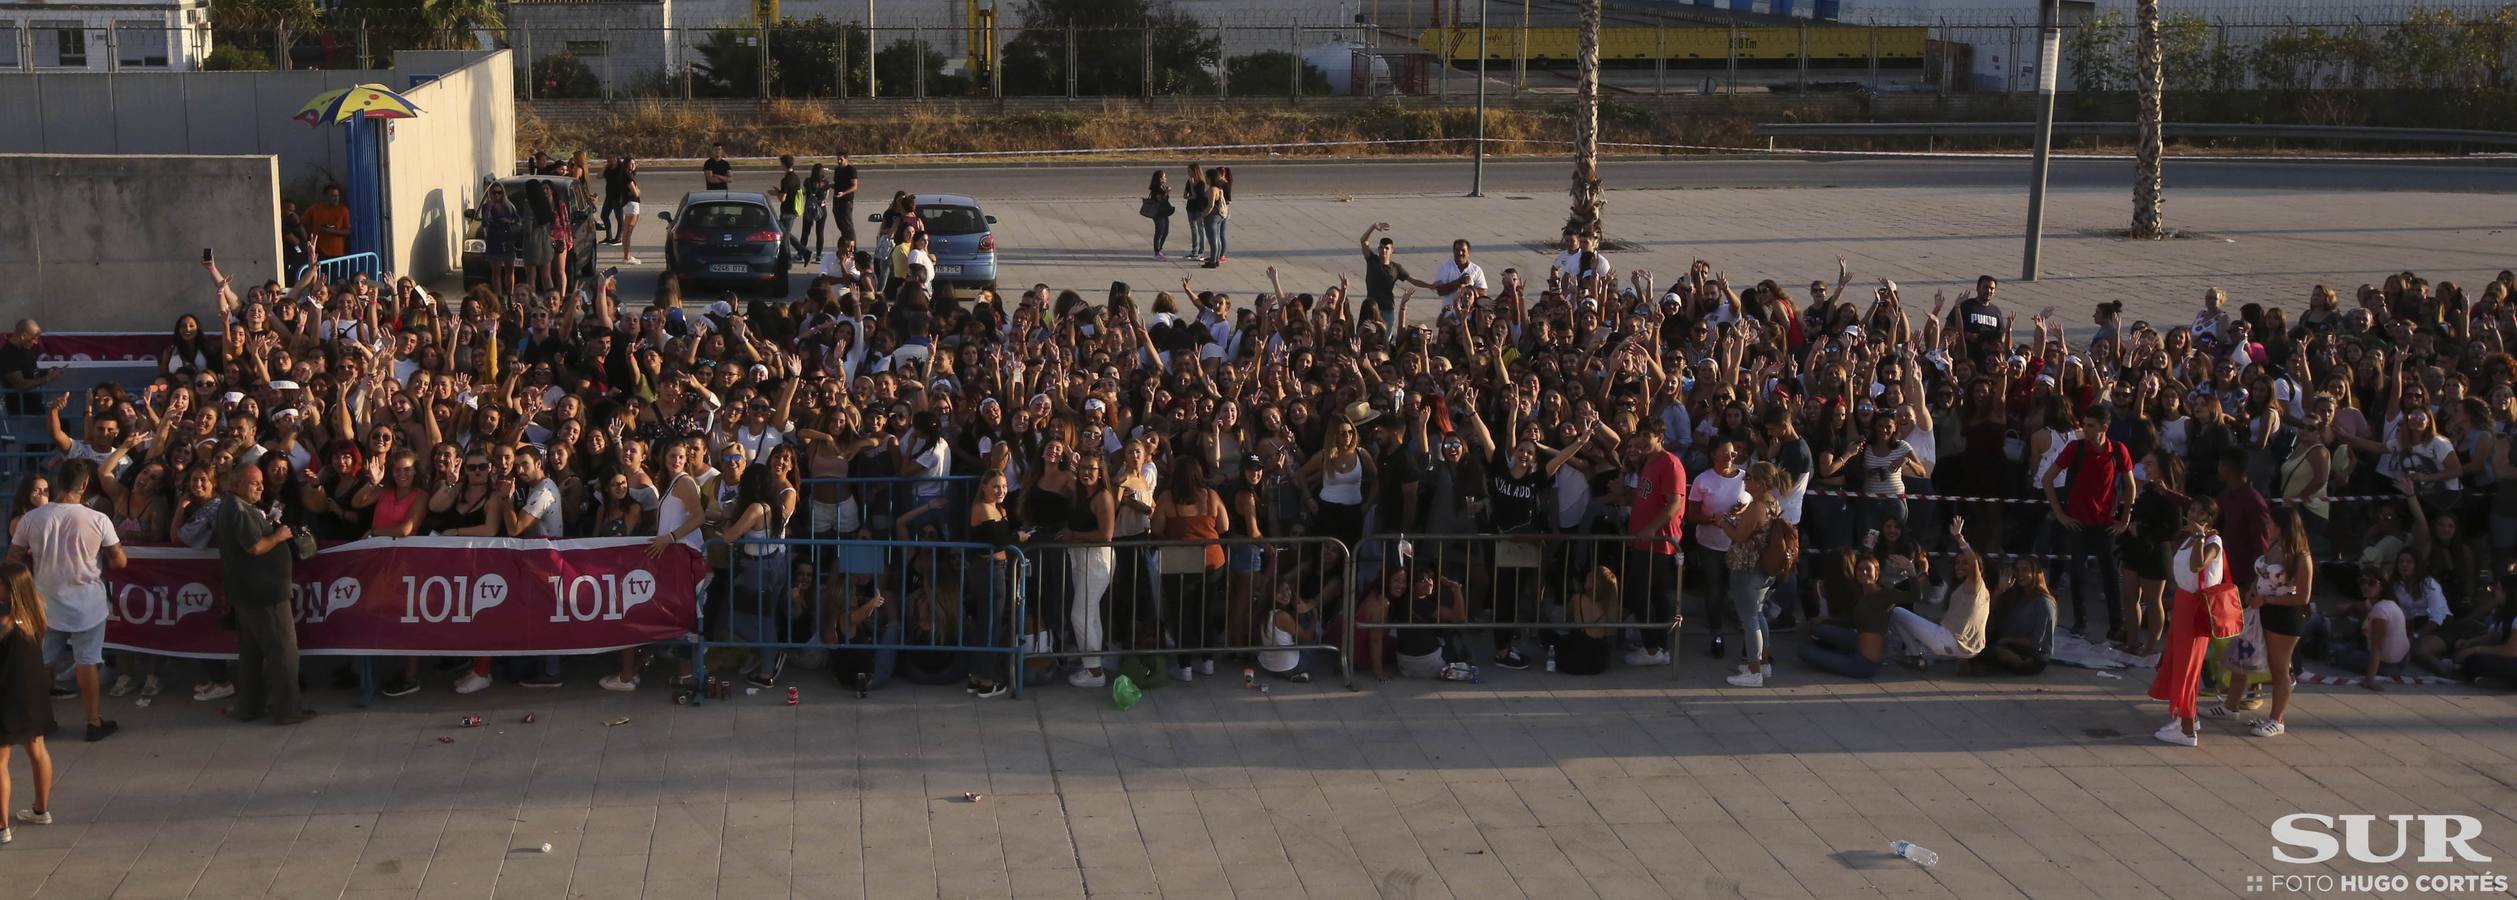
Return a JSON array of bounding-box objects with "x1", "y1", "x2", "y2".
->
[{"x1": 0, "y1": 319, "x2": 63, "y2": 417}]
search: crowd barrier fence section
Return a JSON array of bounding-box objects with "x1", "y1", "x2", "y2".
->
[
  {"x1": 1365, "y1": 532, "x2": 1686, "y2": 678},
  {"x1": 702, "y1": 536, "x2": 1027, "y2": 703},
  {"x1": 1020, "y1": 536, "x2": 1356, "y2": 689}
]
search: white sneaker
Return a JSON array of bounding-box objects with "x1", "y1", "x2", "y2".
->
[
  {"x1": 1725, "y1": 670, "x2": 1768, "y2": 687},
  {"x1": 622, "y1": 257, "x2": 644, "y2": 266},
  {"x1": 1174, "y1": 666, "x2": 1194, "y2": 683},
  {"x1": 1067, "y1": 669, "x2": 1107, "y2": 689},
  {"x1": 14, "y1": 810, "x2": 51, "y2": 825},
  {"x1": 2154, "y1": 723, "x2": 2199, "y2": 747},
  {"x1": 1199, "y1": 659, "x2": 1216, "y2": 676},
  {"x1": 1, "y1": 826, "x2": 11, "y2": 845},
  {"x1": 598, "y1": 674, "x2": 638, "y2": 692},
  {"x1": 2250, "y1": 719, "x2": 2287, "y2": 737},
  {"x1": 194, "y1": 683, "x2": 235, "y2": 702},
  {"x1": 1622, "y1": 648, "x2": 1672, "y2": 667},
  {"x1": 452, "y1": 672, "x2": 492, "y2": 695},
  {"x1": 139, "y1": 675, "x2": 162, "y2": 698},
  {"x1": 108, "y1": 675, "x2": 135, "y2": 697}
]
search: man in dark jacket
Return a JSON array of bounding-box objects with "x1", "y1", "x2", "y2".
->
[{"x1": 214, "y1": 463, "x2": 315, "y2": 725}]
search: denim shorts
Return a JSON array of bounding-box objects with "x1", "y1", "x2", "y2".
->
[{"x1": 46, "y1": 623, "x2": 106, "y2": 667}]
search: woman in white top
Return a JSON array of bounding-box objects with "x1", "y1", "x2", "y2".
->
[
  {"x1": 1890, "y1": 517, "x2": 1991, "y2": 664},
  {"x1": 1298, "y1": 418, "x2": 1374, "y2": 548},
  {"x1": 2148, "y1": 496, "x2": 2223, "y2": 747},
  {"x1": 610, "y1": 438, "x2": 706, "y2": 693},
  {"x1": 1255, "y1": 582, "x2": 1324, "y2": 683},
  {"x1": 2379, "y1": 406, "x2": 2461, "y2": 503}
]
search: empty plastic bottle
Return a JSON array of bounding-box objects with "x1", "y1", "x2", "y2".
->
[{"x1": 1889, "y1": 840, "x2": 1939, "y2": 867}]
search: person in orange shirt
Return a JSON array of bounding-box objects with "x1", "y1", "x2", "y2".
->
[{"x1": 305, "y1": 184, "x2": 352, "y2": 259}]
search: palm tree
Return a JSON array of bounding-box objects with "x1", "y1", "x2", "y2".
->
[
  {"x1": 419, "y1": 0, "x2": 503, "y2": 51},
  {"x1": 210, "y1": 0, "x2": 321, "y2": 68},
  {"x1": 1568, "y1": 0, "x2": 1603, "y2": 240},
  {"x1": 2131, "y1": 0, "x2": 2165, "y2": 238}
]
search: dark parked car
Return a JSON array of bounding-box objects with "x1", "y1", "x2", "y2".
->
[
  {"x1": 461, "y1": 175, "x2": 597, "y2": 287},
  {"x1": 868, "y1": 193, "x2": 998, "y2": 296},
  {"x1": 659, "y1": 191, "x2": 791, "y2": 298}
]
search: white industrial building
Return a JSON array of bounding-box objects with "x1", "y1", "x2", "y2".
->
[{"x1": 0, "y1": 0, "x2": 212, "y2": 71}]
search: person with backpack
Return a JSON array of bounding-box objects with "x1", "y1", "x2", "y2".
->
[
  {"x1": 2041, "y1": 406, "x2": 2136, "y2": 637},
  {"x1": 1718, "y1": 462, "x2": 1788, "y2": 687}
]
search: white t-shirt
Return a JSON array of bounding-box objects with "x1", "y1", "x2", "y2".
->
[
  {"x1": 518, "y1": 479, "x2": 564, "y2": 538},
  {"x1": 9, "y1": 502, "x2": 120, "y2": 633},
  {"x1": 1433, "y1": 258, "x2": 1487, "y2": 306},
  {"x1": 1689, "y1": 468, "x2": 1748, "y2": 553},
  {"x1": 2378, "y1": 435, "x2": 2460, "y2": 492},
  {"x1": 2171, "y1": 535, "x2": 2225, "y2": 593},
  {"x1": 910, "y1": 436, "x2": 952, "y2": 499},
  {"x1": 2369, "y1": 599, "x2": 2411, "y2": 664}
]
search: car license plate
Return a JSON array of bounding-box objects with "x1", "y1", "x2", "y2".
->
[
  {"x1": 709, "y1": 264, "x2": 748, "y2": 274},
  {"x1": 936, "y1": 265, "x2": 963, "y2": 276}
]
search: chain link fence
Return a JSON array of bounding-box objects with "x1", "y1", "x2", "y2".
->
[{"x1": 9, "y1": 6, "x2": 2516, "y2": 104}]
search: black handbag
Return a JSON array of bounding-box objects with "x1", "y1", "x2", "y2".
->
[{"x1": 1138, "y1": 195, "x2": 1163, "y2": 219}]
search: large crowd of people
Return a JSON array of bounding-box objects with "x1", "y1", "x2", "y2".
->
[{"x1": 4, "y1": 159, "x2": 2517, "y2": 776}]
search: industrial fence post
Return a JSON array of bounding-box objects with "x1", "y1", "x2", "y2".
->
[
  {"x1": 1656, "y1": 18, "x2": 1668, "y2": 96},
  {"x1": 1797, "y1": 23, "x2": 1808, "y2": 94},
  {"x1": 1065, "y1": 23, "x2": 1078, "y2": 99},
  {"x1": 1290, "y1": 24, "x2": 1302, "y2": 102},
  {"x1": 914, "y1": 23, "x2": 927, "y2": 99},
  {"x1": 1726, "y1": 22, "x2": 1738, "y2": 93}
]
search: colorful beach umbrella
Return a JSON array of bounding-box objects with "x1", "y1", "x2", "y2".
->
[{"x1": 294, "y1": 83, "x2": 424, "y2": 127}]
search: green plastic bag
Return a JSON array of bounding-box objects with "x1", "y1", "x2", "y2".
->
[{"x1": 1111, "y1": 674, "x2": 1143, "y2": 711}]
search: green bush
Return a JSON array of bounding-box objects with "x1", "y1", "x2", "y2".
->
[{"x1": 203, "y1": 45, "x2": 273, "y2": 71}]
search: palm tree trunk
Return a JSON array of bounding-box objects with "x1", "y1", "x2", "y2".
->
[
  {"x1": 1568, "y1": 0, "x2": 1603, "y2": 240},
  {"x1": 2131, "y1": 0, "x2": 2165, "y2": 238}
]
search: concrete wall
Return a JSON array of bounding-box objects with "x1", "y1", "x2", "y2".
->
[
  {"x1": 0, "y1": 69, "x2": 359, "y2": 185},
  {"x1": 0, "y1": 153, "x2": 280, "y2": 332},
  {"x1": 384, "y1": 49, "x2": 515, "y2": 284}
]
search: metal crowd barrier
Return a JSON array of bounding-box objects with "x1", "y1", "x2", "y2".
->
[
  {"x1": 1021, "y1": 536, "x2": 1356, "y2": 689},
  {"x1": 698, "y1": 536, "x2": 1028, "y2": 702},
  {"x1": 1366, "y1": 533, "x2": 1686, "y2": 679},
  {"x1": 294, "y1": 251, "x2": 383, "y2": 283},
  {"x1": 794, "y1": 474, "x2": 977, "y2": 543}
]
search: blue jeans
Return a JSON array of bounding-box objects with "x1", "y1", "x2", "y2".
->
[
  {"x1": 1206, "y1": 216, "x2": 1230, "y2": 259},
  {"x1": 1798, "y1": 623, "x2": 1882, "y2": 679},
  {"x1": 1620, "y1": 548, "x2": 1680, "y2": 652},
  {"x1": 1152, "y1": 215, "x2": 1170, "y2": 253},
  {"x1": 1188, "y1": 214, "x2": 1207, "y2": 255},
  {"x1": 1728, "y1": 570, "x2": 1773, "y2": 665},
  {"x1": 729, "y1": 554, "x2": 793, "y2": 676}
]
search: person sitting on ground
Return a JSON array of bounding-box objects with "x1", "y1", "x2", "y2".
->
[
  {"x1": 2328, "y1": 571, "x2": 2411, "y2": 689},
  {"x1": 1973, "y1": 556, "x2": 2057, "y2": 676},
  {"x1": 1800, "y1": 553, "x2": 1901, "y2": 680},
  {"x1": 1886, "y1": 517, "x2": 1990, "y2": 665},
  {"x1": 2448, "y1": 580, "x2": 2517, "y2": 686},
  {"x1": 1552, "y1": 566, "x2": 1621, "y2": 676}
]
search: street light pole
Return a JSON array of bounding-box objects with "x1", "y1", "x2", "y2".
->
[
  {"x1": 1471, "y1": 0, "x2": 1487, "y2": 197},
  {"x1": 2021, "y1": 0, "x2": 2060, "y2": 281}
]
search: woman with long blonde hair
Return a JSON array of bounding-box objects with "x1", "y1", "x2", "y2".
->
[{"x1": 0, "y1": 561, "x2": 58, "y2": 844}]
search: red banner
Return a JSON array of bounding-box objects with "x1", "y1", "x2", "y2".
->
[
  {"x1": 39, "y1": 332, "x2": 208, "y2": 364},
  {"x1": 106, "y1": 537, "x2": 707, "y2": 658}
]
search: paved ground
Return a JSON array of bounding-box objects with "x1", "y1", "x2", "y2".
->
[
  {"x1": 15, "y1": 158, "x2": 2517, "y2": 898},
  {"x1": 2, "y1": 652, "x2": 2514, "y2": 900},
  {"x1": 619, "y1": 156, "x2": 2517, "y2": 334}
]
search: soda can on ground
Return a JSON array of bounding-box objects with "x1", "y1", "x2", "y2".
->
[
  {"x1": 460, "y1": 715, "x2": 483, "y2": 728},
  {"x1": 786, "y1": 686, "x2": 800, "y2": 705}
]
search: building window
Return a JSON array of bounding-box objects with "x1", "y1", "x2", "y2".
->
[
  {"x1": 0, "y1": 26, "x2": 19, "y2": 70},
  {"x1": 566, "y1": 40, "x2": 608, "y2": 58},
  {"x1": 117, "y1": 21, "x2": 169, "y2": 67},
  {"x1": 34, "y1": 21, "x2": 85, "y2": 68}
]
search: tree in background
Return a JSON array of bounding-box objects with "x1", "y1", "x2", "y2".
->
[
  {"x1": 1223, "y1": 51, "x2": 1331, "y2": 97},
  {"x1": 1567, "y1": 0, "x2": 1603, "y2": 239},
  {"x1": 997, "y1": 0, "x2": 1220, "y2": 96},
  {"x1": 526, "y1": 51, "x2": 603, "y2": 99},
  {"x1": 2131, "y1": 0, "x2": 2164, "y2": 239},
  {"x1": 688, "y1": 17, "x2": 952, "y2": 97},
  {"x1": 208, "y1": 0, "x2": 319, "y2": 69},
  {"x1": 334, "y1": 0, "x2": 503, "y2": 65}
]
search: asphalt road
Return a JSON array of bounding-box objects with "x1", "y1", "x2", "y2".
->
[{"x1": 629, "y1": 155, "x2": 2517, "y2": 207}]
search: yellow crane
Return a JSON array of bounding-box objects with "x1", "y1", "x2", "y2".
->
[{"x1": 965, "y1": 0, "x2": 998, "y2": 76}]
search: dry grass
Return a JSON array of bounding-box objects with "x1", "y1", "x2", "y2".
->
[{"x1": 516, "y1": 99, "x2": 1781, "y2": 162}]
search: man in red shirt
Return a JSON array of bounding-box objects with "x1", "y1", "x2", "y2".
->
[
  {"x1": 2042, "y1": 409, "x2": 2135, "y2": 637},
  {"x1": 1621, "y1": 430, "x2": 1686, "y2": 666}
]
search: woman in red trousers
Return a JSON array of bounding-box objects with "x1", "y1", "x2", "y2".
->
[{"x1": 2149, "y1": 496, "x2": 2223, "y2": 747}]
